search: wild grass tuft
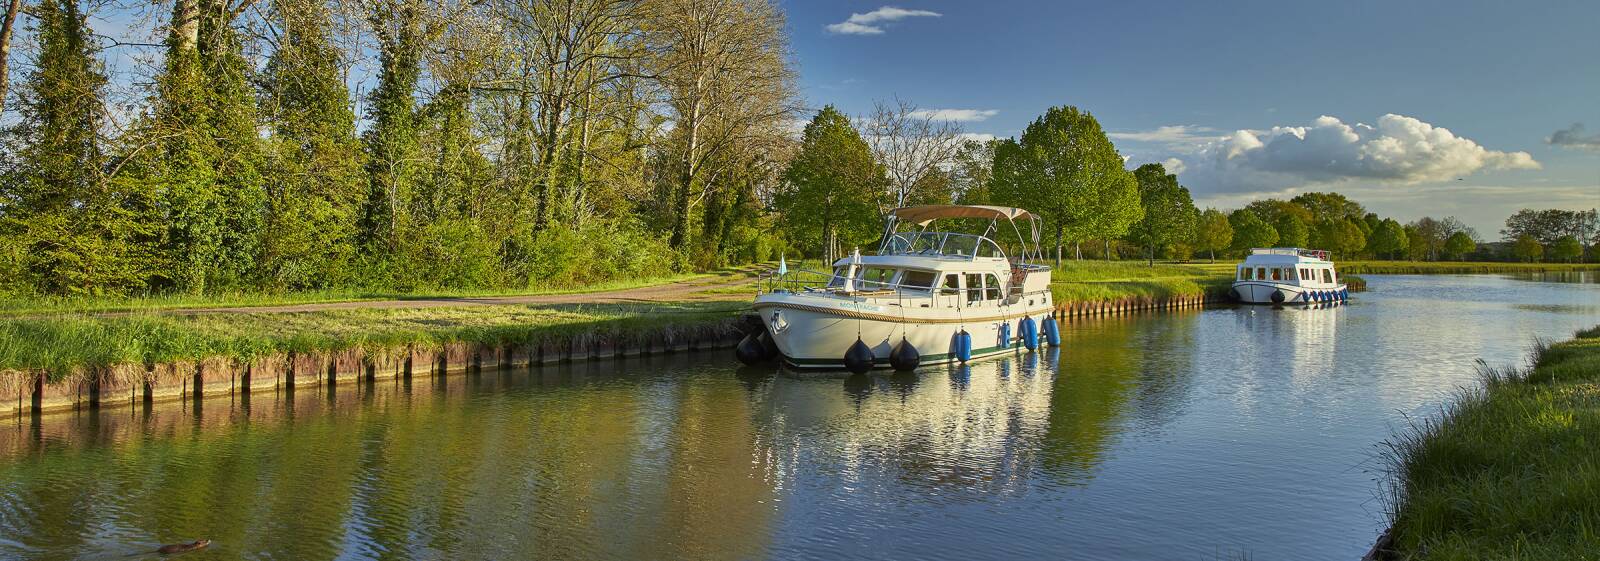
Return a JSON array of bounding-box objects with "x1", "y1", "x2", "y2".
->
[{"x1": 1379, "y1": 325, "x2": 1600, "y2": 560}]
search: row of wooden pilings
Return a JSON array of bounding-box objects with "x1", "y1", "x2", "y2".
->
[
  {"x1": 3, "y1": 321, "x2": 745, "y2": 418},
  {"x1": 1053, "y1": 291, "x2": 1227, "y2": 319}
]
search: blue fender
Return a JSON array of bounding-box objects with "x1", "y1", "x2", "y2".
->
[
  {"x1": 999, "y1": 323, "x2": 1012, "y2": 348},
  {"x1": 954, "y1": 330, "x2": 973, "y2": 363},
  {"x1": 1042, "y1": 316, "x2": 1061, "y2": 347},
  {"x1": 1020, "y1": 316, "x2": 1039, "y2": 350}
]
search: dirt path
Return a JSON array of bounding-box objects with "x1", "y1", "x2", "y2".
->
[{"x1": 142, "y1": 268, "x2": 762, "y2": 316}]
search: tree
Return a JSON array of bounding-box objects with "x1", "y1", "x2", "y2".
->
[
  {"x1": 1193, "y1": 208, "x2": 1232, "y2": 263},
  {"x1": 258, "y1": 0, "x2": 368, "y2": 288},
  {"x1": 1512, "y1": 234, "x2": 1543, "y2": 262},
  {"x1": 0, "y1": 0, "x2": 21, "y2": 118},
  {"x1": 1290, "y1": 192, "x2": 1365, "y2": 225},
  {"x1": 865, "y1": 97, "x2": 964, "y2": 212},
  {"x1": 1443, "y1": 231, "x2": 1475, "y2": 260},
  {"x1": 1273, "y1": 214, "x2": 1309, "y2": 248},
  {"x1": 1315, "y1": 219, "x2": 1367, "y2": 257},
  {"x1": 1549, "y1": 235, "x2": 1582, "y2": 263},
  {"x1": 358, "y1": 0, "x2": 425, "y2": 254},
  {"x1": 1405, "y1": 216, "x2": 1471, "y2": 261},
  {"x1": 0, "y1": 0, "x2": 153, "y2": 294},
  {"x1": 1502, "y1": 208, "x2": 1597, "y2": 252},
  {"x1": 950, "y1": 139, "x2": 994, "y2": 204},
  {"x1": 1244, "y1": 198, "x2": 1311, "y2": 227},
  {"x1": 990, "y1": 105, "x2": 1138, "y2": 264},
  {"x1": 774, "y1": 106, "x2": 883, "y2": 262},
  {"x1": 1127, "y1": 163, "x2": 1196, "y2": 265},
  {"x1": 1367, "y1": 218, "x2": 1409, "y2": 260},
  {"x1": 1227, "y1": 209, "x2": 1277, "y2": 255},
  {"x1": 647, "y1": 0, "x2": 798, "y2": 250}
]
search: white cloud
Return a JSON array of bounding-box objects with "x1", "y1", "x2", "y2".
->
[
  {"x1": 908, "y1": 108, "x2": 998, "y2": 122},
  {"x1": 1173, "y1": 114, "x2": 1539, "y2": 194},
  {"x1": 1161, "y1": 157, "x2": 1186, "y2": 175},
  {"x1": 1548, "y1": 123, "x2": 1600, "y2": 152},
  {"x1": 825, "y1": 6, "x2": 942, "y2": 35},
  {"x1": 1108, "y1": 125, "x2": 1222, "y2": 145},
  {"x1": 957, "y1": 133, "x2": 997, "y2": 143}
]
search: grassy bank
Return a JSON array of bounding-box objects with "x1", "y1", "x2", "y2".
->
[
  {"x1": 0, "y1": 271, "x2": 728, "y2": 318},
  {"x1": 1380, "y1": 326, "x2": 1600, "y2": 560},
  {"x1": 1340, "y1": 261, "x2": 1600, "y2": 275},
  {"x1": 1048, "y1": 261, "x2": 1232, "y2": 303},
  {"x1": 0, "y1": 302, "x2": 747, "y2": 383}
]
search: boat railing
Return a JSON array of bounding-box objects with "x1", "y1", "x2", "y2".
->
[
  {"x1": 754, "y1": 265, "x2": 1053, "y2": 300},
  {"x1": 880, "y1": 232, "x2": 1007, "y2": 261},
  {"x1": 1250, "y1": 247, "x2": 1332, "y2": 261}
]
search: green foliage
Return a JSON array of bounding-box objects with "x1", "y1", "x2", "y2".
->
[
  {"x1": 1313, "y1": 219, "x2": 1367, "y2": 257},
  {"x1": 359, "y1": 0, "x2": 425, "y2": 252},
  {"x1": 1127, "y1": 163, "x2": 1196, "y2": 263},
  {"x1": 950, "y1": 139, "x2": 995, "y2": 204},
  {"x1": 258, "y1": 0, "x2": 368, "y2": 289},
  {"x1": 1368, "y1": 218, "x2": 1410, "y2": 259},
  {"x1": 1227, "y1": 209, "x2": 1277, "y2": 254},
  {"x1": 1244, "y1": 198, "x2": 1311, "y2": 227},
  {"x1": 1193, "y1": 208, "x2": 1232, "y2": 262},
  {"x1": 0, "y1": 0, "x2": 154, "y2": 296},
  {"x1": 1442, "y1": 231, "x2": 1475, "y2": 260},
  {"x1": 1512, "y1": 234, "x2": 1544, "y2": 262},
  {"x1": 775, "y1": 106, "x2": 884, "y2": 258},
  {"x1": 1549, "y1": 235, "x2": 1582, "y2": 262},
  {"x1": 1273, "y1": 213, "x2": 1309, "y2": 248},
  {"x1": 991, "y1": 105, "x2": 1139, "y2": 261},
  {"x1": 1290, "y1": 191, "x2": 1365, "y2": 224}
]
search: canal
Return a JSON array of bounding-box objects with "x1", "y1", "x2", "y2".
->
[{"x1": 0, "y1": 274, "x2": 1595, "y2": 560}]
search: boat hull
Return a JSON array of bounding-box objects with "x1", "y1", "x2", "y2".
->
[
  {"x1": 752, "y1": 294, "x2": 1055, "y2": 369},
  {"x1": 1232, "y1": 281, "x2": 1347, "y2": 305}
]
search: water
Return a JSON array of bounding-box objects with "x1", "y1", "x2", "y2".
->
[{"x1": 1, "y1": 274, "x2": 1595, "y2": 560}]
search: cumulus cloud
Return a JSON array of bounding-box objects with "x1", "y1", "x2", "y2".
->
[
  {"x1": 1169, "y1": 114, "x2": 1539, "y2": 194},
  {"x1": 908, "y1": 108, "x2": 998, "y2": 122},
  {"x1": 1547, "y1": 123, "x2": 1600, "y2": 152},
  {"x1": 825, "y1": 6, "x2": 941, "y2": 35}
]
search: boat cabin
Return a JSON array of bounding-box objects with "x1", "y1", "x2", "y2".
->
[{"x1": 1236, "y1": 248, "x2": 1339, "y2": 288}]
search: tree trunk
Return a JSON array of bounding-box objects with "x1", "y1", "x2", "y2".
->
[
  {"x1": 174, "y1": 0, "x2": 200, "y2": 51},
  {"x1": 0, "y1": 0, "x2": 23, "y2": 118}
]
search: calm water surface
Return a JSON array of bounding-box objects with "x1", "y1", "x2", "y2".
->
[{"x1": 1, "y1": 274, "x2": 1596, "y2": 560}]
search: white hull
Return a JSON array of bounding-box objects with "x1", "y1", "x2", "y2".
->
[
  {"x1": 1233, "y1": 281, "x2": 1348, "y2": 305},
  {"x1": 753, "y1": 293, "x2": 1056, "y2": 369}
]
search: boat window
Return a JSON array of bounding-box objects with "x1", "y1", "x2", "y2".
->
[
  {"x1": 1328, "y1": 269, "x2": 1337, "y2": 284},
  {"x1": 977, "y1": 239, "x2": 1004, "y2": 259},
  {"x1": 945, "y1": 236, "x2": 979, "y2": 257},
  {"x1": 1270, "y1": 268, "x2": 1280, "y2": 281},
  {"x1": 911, "y1": 233, "x2": 943, "y2": 254},
  {"x1": 984, "y1": 273, "x2": 1002, "y2": 300},
  {"x1": 965, "y1": 273, "x2": 983, "y2": 303},
  {"x1": 1237, "y1": 267, "x2": 1247, "y2": 280},
  {"x1": 1322, "y1": 269, "x2": 1332, "y2": 283},
  {"x1": 1301, "y1": 268, "x2": 1310, "y2": 281},
  {"x1": 901, "y1": 270, "x2": 937, "y2": 291},
  {"x1": 941, "y1": 274, "x2": 961, "y2": 295},
  {"x1": 855, "y1": 267, "x2": 896, "y2": 290},
  {"x1": 828, "y1": 266, "x2": 848, "y2": 288},
  {"x1": 1256, "y1": 267, "x2": 1266, "y2": 280}
]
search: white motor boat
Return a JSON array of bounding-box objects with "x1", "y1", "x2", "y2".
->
[
  {"x1": 747, "y1": 205, "x2": 1058, "y2": 371},
  {"x1": 1231, "y1": 248, "x2": 1348, "y2": 305}
]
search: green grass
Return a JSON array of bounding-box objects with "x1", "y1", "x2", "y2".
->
[
  {"x1": 0, "y1": 271, "x2": 726, "y2": 317},
  {"x1": 1046, "y1": 260, "x2": 1239, "y2": 303},
  {"x1": 1381, "y1": 325, "x2": 1600, "y2": 560},
  {"x1": 0, "y1": 302, "x2": 748, "y2": 383},
  {"x1": 1340, "y1": 261, "x2": 1600, "y2": 275}
]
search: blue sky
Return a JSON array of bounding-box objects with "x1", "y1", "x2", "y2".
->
[{"x1": 783, "y1": 0, "x2": 1600, "y2": 235}]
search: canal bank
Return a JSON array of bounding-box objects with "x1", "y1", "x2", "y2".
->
[{"x1": 1372, "y1": 324, "x2": 1600, "y2": 560}]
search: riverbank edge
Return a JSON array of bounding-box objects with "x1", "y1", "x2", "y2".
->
[
  {"x1": 1339, "y1": 262, "x2": 1600, "y2": 275},
  {"x1": 0, "y1": 316, "x2": 747, "y2": 417},
  {"x1": 1368, "y1": 325, "x2": 1600, "y2": 560}
]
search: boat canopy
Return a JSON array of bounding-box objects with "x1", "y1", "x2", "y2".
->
[{"x1": 890, "y1": 205, "x2": 1037, "y2": 225}]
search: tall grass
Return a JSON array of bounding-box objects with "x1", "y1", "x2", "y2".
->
[
  {"x1": 1378, "y1": 326, "x2": 1600, "y2": 560},
  {"x1": 0, "y1": 302, "x2": 747, "y2": 382}
]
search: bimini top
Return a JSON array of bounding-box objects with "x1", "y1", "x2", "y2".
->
[{"x1": 889, "y1": 205, "x2": 1037, "y2": 225}]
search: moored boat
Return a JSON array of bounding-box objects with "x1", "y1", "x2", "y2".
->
[
  {"x1": 1231, "y1": 248, "x2": 1348, "y2": 305},
  {"x1": 747, "y1": 205, "x2": 1058, "y2": 371}
]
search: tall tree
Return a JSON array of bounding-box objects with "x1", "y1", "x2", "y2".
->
[
  {"x1": 1409, "y1": 216, "x2": 1471, "y2": 261},
  {"x1": 1127, "y1": 163, "x2": 1196, "y2": 265},
  {"x1": 0, "y1": 0, "x2": 153, "y2": 294},
  {"x1": 1227, "y1": 209, "x2": 1277, "y2": 255},
  {"x1": 1315, "y1": 219, "x2": 1367, "y2": 257},
  {"x1": 1193, "y1": 208, "x2": 1232, "y2": 263},
  {"x1": 864, "y1": 97, "x2": 963, "y2": 212},
  {"x1": 1273, "y1": 213, "x2": 1309, "y2": 248},
  {"x1": 258, "y1": 0, "x2": 367, "y2": 288},
  {"x1": 646, "y1": 0, "x2": 797, "y2": 250},
  {"x1": 1443, "y1": 231, "x2": 1475, "y2": 260},
  {"x1": 773, "y1": 105, "x2": 882, "y2": 262},
  {"x1": 198, "y1": 0, "x2": 268, "y2": 289},
  {"x1": 1244, "y1": 198, "x2": 1311, "y2": 227},
  {"x1": 358, "y1": 0, "x2": 425, "y2": 253},
  {"x1": 1549, "y1": 235, "x2": 1582, "y2": 263},
  {"x1": 1511, "y1": 234, "x2": 1543, "y2": 262},
  {"x1": 990, "y1": 105, "x2": 1137, "y2": 264},
  {"x1": 0, "y1": 0, "x2": 21, "y2": 118},
  {"x1": 1290, "y1": 192, "x2": 1365, "y2": 225},
  {"x1": 949, "y1": 138, "x2": 994, "y2": 204},
  {"x1": 1367, "y1": 218, "x2": 1409, "y2": 260}
]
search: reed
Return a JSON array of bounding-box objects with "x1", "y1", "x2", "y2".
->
[{"x1": 1377, "y1": 325, "x2": 1600, "y2": 560}]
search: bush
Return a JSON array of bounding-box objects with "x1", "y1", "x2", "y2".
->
[{"x1": 517, "y1": 220, "x2": 678, "y2": 288}]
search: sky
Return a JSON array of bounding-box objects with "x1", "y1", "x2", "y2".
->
[{"x1": 781, "y1": 0, "x2": 1600, "y2": 236}]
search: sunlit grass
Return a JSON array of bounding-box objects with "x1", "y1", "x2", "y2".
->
[
  {"x1": 1381, "y1": 325, "x2": 1600, "y2": 560},
  {"x1": 0, "y1": 302, "x2": 748, "y2": 382}
]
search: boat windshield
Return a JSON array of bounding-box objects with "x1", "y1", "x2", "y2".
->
[{"x1": 881, "y1": 232, "x2": 1004, "y2": 260}]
